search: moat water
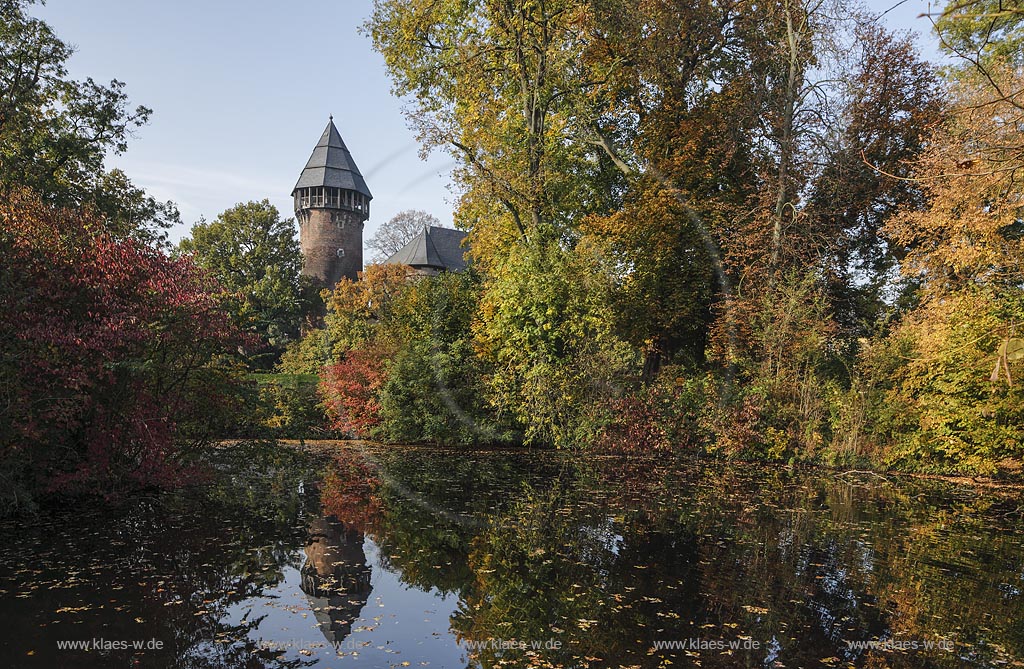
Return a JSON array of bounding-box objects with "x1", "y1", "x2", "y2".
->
[{"x1": 1, "y1": 442, "x2": 1022, "y2": 668}]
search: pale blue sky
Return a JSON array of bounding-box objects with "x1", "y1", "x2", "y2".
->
[{"x1": 36, "y1": 0, "x2": 945, "y2": 244}]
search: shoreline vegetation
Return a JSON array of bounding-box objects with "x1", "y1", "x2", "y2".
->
[
  {"x1": 4, "y1": 0, "x2": 1024, "y2": 515},
  {"x1": 271, "y1": 439, "x2": 1024, "y2": 491}
]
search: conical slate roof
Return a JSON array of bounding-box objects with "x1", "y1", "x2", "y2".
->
[
  {"x1": 385, "y1": 226, "x2": 468, "y2": 272},
  {"x1": 292, "y1": 118, "x2": 373, "y2": 198}
]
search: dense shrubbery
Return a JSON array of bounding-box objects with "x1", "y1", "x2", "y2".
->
[
  {"x1": 0, "y1": 194, "x2": 318, "y2": 512},
  {"x1": 595, "y1": 370, "x2": 711, "y2": 454},
  {"x1": 472, "y1": 240, "x2": 636, "y2": 447},
  {"x1": 318, "y1": 268, "x2": 515, "y2": 446},
  {"x1": 0, "y1": 194, "x2": 243, "y2": 510},
  {"x1": 860, "y1": 289, "x2": 1024, "y2": 475},
  {"x1": 376, "y1": 270, "x2": 508, "y2": 444},
  {"x1": 249, "y1": 374, "x2": 330, "y2": 439}
]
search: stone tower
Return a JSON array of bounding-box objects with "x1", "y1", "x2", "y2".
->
[{"x1": 293, "y1": 117, "x2": 372, "y2": 289}]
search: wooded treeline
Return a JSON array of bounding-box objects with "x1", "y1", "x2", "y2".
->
[
  {"x1": 297, "y1": 0, "x2": 1024, "y2": 475},
  {"x1": 2, "y1": 0, "x2": 1023, "y2": 514}
]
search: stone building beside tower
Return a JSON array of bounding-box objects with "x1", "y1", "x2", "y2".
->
[
  {"x1": 293, "y1": 117, "x2": 372, "y2": 289},
  {"x1": 294, "y1": 117, "x2": 469, "y2": 289}
]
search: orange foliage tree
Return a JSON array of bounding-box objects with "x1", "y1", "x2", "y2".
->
[{"x1": 318, "y1": 264, "x2": 409, "y2": 437}]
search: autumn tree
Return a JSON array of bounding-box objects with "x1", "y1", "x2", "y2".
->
[
  {"x1": 885, "y1": 72, "x2": 1024, "y2": 322},
  {"x1": 316, "y1": 264, "x2": 409, "y2": 436},
  {"x1": 935, "y1": 0, "x2": 1024, "y2": 174},
  {"x1": 0, "y1": 2, "x2": 250, "y2": 511},
  {"x1": 579, "y1": 0, "x2": 771, "y2": 375},
  {"x1": 697, "y1": 8, "x2": 948, "y2": 458},
  {"x1": 323, "y1": 262, "x2": 410, "y2": 354},
  {"x1": 853, "y1": 0, "x2": 1024, "y2": 474},
  {"x1": 807, "y1": 23, "x2": 943, "y2": 338},
  {"x1": 0, "y1": 192, "x2": 240, "y2": 510}
]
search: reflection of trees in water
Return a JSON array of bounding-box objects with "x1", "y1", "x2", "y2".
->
[
  {"x1": 355, "y1": 450, "x2": 1024, "y2": 669},
  {"x1": 307, "y1": 446, "x2": 1024, "y2": 668},
  {"x1": 316, "y1": 446, "x2": 566, "y2": 597},
  {"x1": 0, "y1": 441, "x2": 323, "y2": 669},
  {"x1": 123, "y1": 445, "x2": 323, "y2": 669},
  {"x1": 300, "y1": 517, "x2": 372, "y2": 647},
  {"x1": 450, "y1": 483, "x2": 703, "y2": 668},
  {"x1": 10, "y1": 444, "x2": 1022, "y2": 668},
  {"x1": 369, "y1": 447, "x2": 570, "y2": 595}
]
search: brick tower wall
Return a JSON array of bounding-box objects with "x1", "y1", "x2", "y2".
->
[{"x1": 299, "y1": 208, "x2": 365, "y2": 289}]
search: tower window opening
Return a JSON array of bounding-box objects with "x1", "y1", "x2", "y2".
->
[{"x1": 295, "y1": 186, "x2": 374, "y2": 211}]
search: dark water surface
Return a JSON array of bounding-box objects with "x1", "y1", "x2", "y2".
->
[{"x1": 2, "y1": 442, "x2": 1023, "y2": 668}]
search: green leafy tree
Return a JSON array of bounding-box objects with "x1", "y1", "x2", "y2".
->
[
  {"x1": 376, "y1": 270, "x2": 511, "y2": 445},
  {"x1": 366, "y1": 0, "x2": 652, "y2": 447},
  {"x1": 0, "y1": 0, "x2": 178, "y2": 242},
  {"x1": 935, "y1": 0, "x2": 1024, "y2": 66},
  {"x1": 178, "y1": 200, "x2": 314, "y2": 366},
  {"x1": 473, "y1": 242, "x2": 636, "y2": 447},
  {"x1": 366, "y1": 0, "x2": 620, "y2": 250}
]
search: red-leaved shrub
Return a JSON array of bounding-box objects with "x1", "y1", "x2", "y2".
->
[
  {"x1": 1, "y1": 192, "x2": 240, "y2": 503},
  {"x1": 320, "y1": 347, "x2": 386, "y2": 438}
]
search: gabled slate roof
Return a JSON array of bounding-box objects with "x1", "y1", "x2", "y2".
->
[
  {"x1": 385, "y1": 226, "x2": 469, "y2": 272},
  {"x1": 292, "y1": 117, "x2": 373, "y2": 198}
]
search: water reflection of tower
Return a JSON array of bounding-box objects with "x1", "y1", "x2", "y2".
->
[{"x1": 301, "y1": 517, "x2": 372, "y2": 645}]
